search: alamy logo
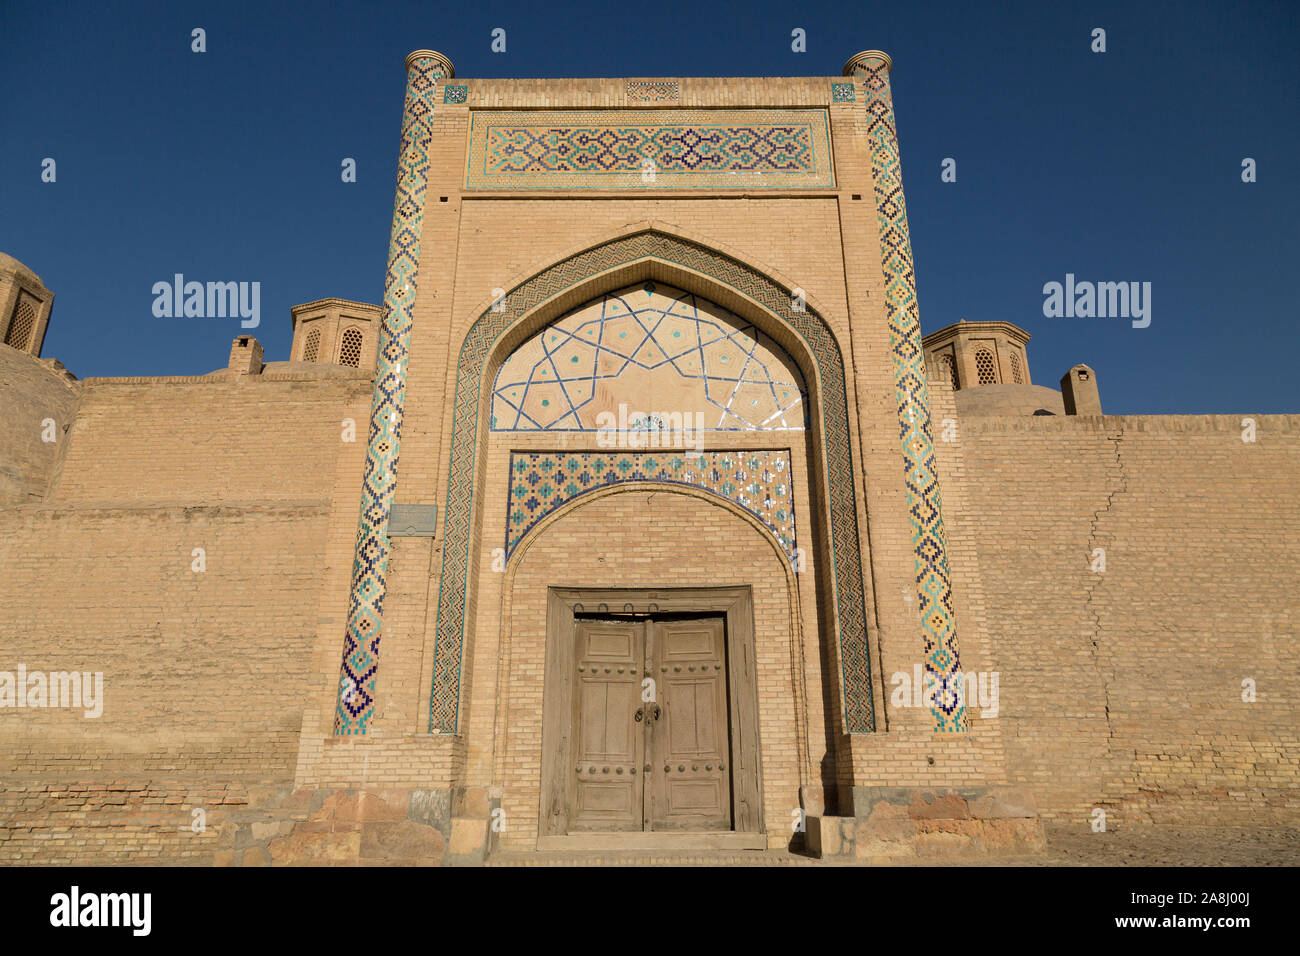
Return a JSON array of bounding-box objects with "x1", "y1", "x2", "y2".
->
[
  {"x1": 890, "y1": 665, "x2": 999, "y2": 718},
  {"x1": 152, "y1": 274, "x2": 261, "y2": 328},
  {"x1": 0, "y1": 666, "x2": 103, "y2": 717},
  {"x1": 595, "y1": 404, "x2": 705, "y2": 454},
  {"x1": 50, "y1": 886, "x2": 151, "y2": 936},
  {"x1": 1042, "y1": 274, "x2": 1151, "y2": 328}
]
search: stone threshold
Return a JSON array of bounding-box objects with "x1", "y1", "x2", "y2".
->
[{"x1": 535, "y1": 831, "x2": 766, "y2": 852}]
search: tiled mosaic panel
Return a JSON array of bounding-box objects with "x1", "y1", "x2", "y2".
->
[
  {"x1": 431, "y1": 231, "x2": 875, "y2": 734},
  {"x1": 831, "y1": 82, "x2": 856, "y2": 102},
  {"x1": 332, "y1": 54, "x2": 449, "y2": 736},
  {"x1": 506, "y1": 451, "x2": 797, "y2": 562},
  {"x1": 853, "y1": 56, "x2": 965, "y2": 732},
  {"x1": 443, "y1": 84, "x2": 467, "y2": 103},
  {"x1": 492, "y1": 281, "x2": 807, "y2": 431},
  {"x1": 627, "y1": 80, "x2": 680, "y2": 102},
  {"x1": 465, "y1": 109, "x2": 835, "y2": 190}
]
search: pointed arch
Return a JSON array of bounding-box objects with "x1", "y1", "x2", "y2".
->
[
  {"x1": 301, "y1": 326, "x2": 321, "y2": 363},
  {"x1": 496, "y1": 481, "x2": 812, "y2": 792},
  {"x1": 428, "y1": 227, "x2": 875, "y2": 735},
  {"x1": 337, "y1": 326, "x2": 364, "y2": 368}
]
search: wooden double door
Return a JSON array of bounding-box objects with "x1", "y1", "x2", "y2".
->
[{"x1": 567, "y1": 615, "x2": 732, "y2": 832}]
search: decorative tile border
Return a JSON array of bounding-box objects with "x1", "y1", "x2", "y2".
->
[
  {"x1": 831, "y1": 82, "x2": 856, "y2": 102},
  {"x1": 506, "y1": 450, "x2": 797, "y2": 561},
  {"x1": 627, "y1": 80, "x2": 680, "y2": 103},
  {"x1": 429, "y1": 230, "x2": 875, "y2": 734},
  {"x1": 465, "y1": 109, "x2": 835, "y2": 190},
  {"x1": 443, "y1": 84, "x2": 467, "y2": 104},
  {"x1": 850, "y1": 52, "x2": 966, "y2": 732},
  {"x1": 332, "y1": 52, "x2": 451, "y2": 736}
]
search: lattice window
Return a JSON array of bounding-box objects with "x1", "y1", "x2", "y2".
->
[
  {"x1": 1009, "y1": 350, "x2": 1024, "y2": 384},
  {"x1": 302, "y1": 326, "x2": 320, "y2": 362},
  {"x1": 975, "y1": 347, "x2": 997, "y2": 385},
  {"x1": 338, "y1": 327, "x2": 363, "y2": 368},
  {"x1": 938, "y1": 352, "x2": 959, "y2": 390},
  {"x1": 4, "y1": 295, "x2": 37, "y2": 351}
]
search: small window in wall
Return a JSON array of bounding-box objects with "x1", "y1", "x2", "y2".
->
[
  {"x1": 939, "y1": 352, "x2": 959, "y2": 390},
  {"x1": 302, "y1": 326, "x2": 321, "y2": 362},
  {"x1": 4, "y1": 295, "x2": 37, "y2": 351},
  {"x1": 338, "y1": 327, "x2": 364, "y2": 368},
  {"x1": 975, "y1": 347, "x2": 997, "y2": 385},
  {"x1": 1009, "y1": 350, "x2": 1024, "y2": 384}
]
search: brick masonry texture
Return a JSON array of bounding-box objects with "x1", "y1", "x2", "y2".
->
[
  {"x1": 938, "y1": 411, "x2": 1300, "y2": 826},
  {"x1": 0, "y1": 362, "x2": 373, "y2": 863},
  {"x1": 0, "y1": 345, "x2": 78, "y2": 504},
  {"x1": 0, "y1": 66, "x2": 1296, "y2": 863}
]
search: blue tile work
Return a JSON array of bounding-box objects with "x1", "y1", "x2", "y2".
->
[
  {"x1": 491, "y1": 282, "x2": 808, "y2": 431},
  {"x1": 429, "y1": 231, "x2": 876, "y2": 734},
  {"x1": 333, "y1": 52, "x2": 451, "y2": 736},
  {"x1": 850, "y1": 52, "x2": 966, "y2": 733},
  {"x1": 505, "y1": 450, "x2": 797, "y2": 562},
  {"x1": 443, "y1": 84, "x2": 467, "y2": 104},
  {"x1": 831, "y1": 82, "x2": 856, "y2": 102},
  {"x1": 465, "y1": 110, "x2": 835, "y2": 189}
]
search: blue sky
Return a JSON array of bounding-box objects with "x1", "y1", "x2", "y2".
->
[{"x1": 1, "y1": 0, "x2": 1296, "y2": 413}]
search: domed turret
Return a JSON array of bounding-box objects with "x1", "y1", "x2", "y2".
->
[{"x1": 923, "y1": 319, "x2": 1101, "y2": 416}]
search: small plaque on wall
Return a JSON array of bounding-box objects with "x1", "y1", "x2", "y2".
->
[{"x1": 389, "y1": 503, "x2": 438, "y2": 537}]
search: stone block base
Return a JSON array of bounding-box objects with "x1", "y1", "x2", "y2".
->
[
  {"x1": 259, "y1": 787, "x2": 452, "y2": 867},
  {"x1": 807, "y1": 787, "x2": 1046, "y2": 861},
  {"x1": 206, "y1": 783, "x2": 503, "y2": 866}
]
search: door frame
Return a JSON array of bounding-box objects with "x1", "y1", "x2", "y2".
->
[{"x1": 538, "y1": 586, "x2": 766, "y2": 850}]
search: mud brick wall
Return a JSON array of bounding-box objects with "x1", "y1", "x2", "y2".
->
[
  {"x1": 949, "y1": 413, "x2": 1300, "y2": 826},
  {"x1": 0, "y1": 371, "x2": 371, "y2": 862},
  {"x1": 0, "y1": 346, "x2": 80, "y2": 505}
]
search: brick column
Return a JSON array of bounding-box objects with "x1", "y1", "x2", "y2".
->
[
  {"x1": 333, "y1": 49, "x2": 454, "y2": 735},
  {"x1": 845, "y1": 50, "x2": 966, "y2": 732}
]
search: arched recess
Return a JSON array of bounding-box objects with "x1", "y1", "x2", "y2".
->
[
  {"x1": 494, "y1": 481, "x2": 811, "y2": 797},
  {"x1": 337, "y1": 326, "x2": 364, "y2": 368},
  {"x1": 428, "y1": 227, "x2": 875, "y2": 735}
]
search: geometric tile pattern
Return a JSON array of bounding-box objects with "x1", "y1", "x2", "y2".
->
[
  {"x1": 429, "y1": 230, "x2": 875, "y2": 734},
  {"x1": 626, "y1": 80, "x2": 680, "y2": 103},
  {"x1": 851, "y1": 53, "x2": 966, "y2": 732},
  {"x1": 465, "y1": 110, "x2": 835, "y2": 190},
  {"x1": 491, "y1": 282, "x2": 807, "y2": 431},
  {"x1": 505, "y1": 450, "x2": 797, "y2": 562},
  {"x1": 333, "y1": 52, "x2": 451, "y2": 736},
  {"x1": 443, "y1": 85, "x2": 467, "y2": 104},
  {"x1": 831, "y1": 82, "x2": 856, "y2": 103}
]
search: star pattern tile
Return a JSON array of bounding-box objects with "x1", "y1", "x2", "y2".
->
[{"x1": 492, "y1": 282, "x2": 808, "y2": 432}]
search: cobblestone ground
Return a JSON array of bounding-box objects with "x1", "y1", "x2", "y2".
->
[
  {"x1": 1038, "y1": 823, "x2": 1300, "y2": 867},
  {"x1": 486, "y1": 825, "x2": 1300, "y2": 866}
]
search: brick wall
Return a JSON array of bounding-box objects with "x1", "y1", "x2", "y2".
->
[
  {"x1": 0, "y1": 346, "x2": 79, "y2": 505},
  {"x1": 0, "y1": 371, "x2": 372, "y2": 862},
  {"x1": 952, "y1": 383, "x2": 1065, "y2": 417},
  {"x1": 946, "y1": 412, "x2": 1300, "y2": 826},
  {"x1": 51, "y1": 373, "x2": 371, "y2": 504}
]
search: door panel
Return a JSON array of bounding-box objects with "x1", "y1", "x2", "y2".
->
[
  {"x1": 648, "y1": 617, "x2": 732, "y2": 831},
  {"x1": 541, "y1": 590, "x2": 764, "y2": 844},
  {"x1": 569, "y1": 620, "x2": 644, "y2": 831}
]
